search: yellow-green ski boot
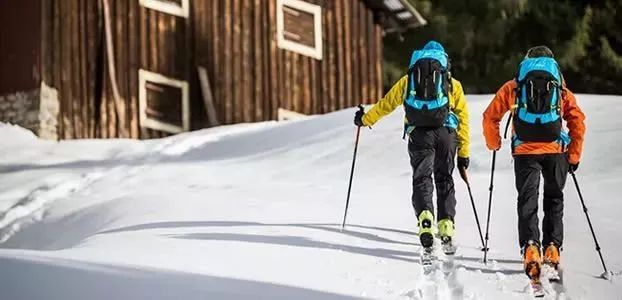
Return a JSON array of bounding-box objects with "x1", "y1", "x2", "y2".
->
[
  {"x1": 438, "y1": 218, "x2": 456, "y2": 255},
  {"x1": 418, "y1": 210, "x2": 435, "y2": 249},
  {"x1": 418, "y1": 210, "x2": 436, "y2": 272}
]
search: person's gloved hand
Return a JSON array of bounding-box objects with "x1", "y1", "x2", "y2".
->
[
  {"x1": 354, "y1": 107, "x2": 365, "y2": 127},
  {"x1": 569, "y1": 162, "x2": 579, "y2": 173},
  {"x1": 486, "y1": 138, "x2": 501, "y2": 151},
  {"x1": 457, "y1": 157, "x2": 470, "y2": 170}
]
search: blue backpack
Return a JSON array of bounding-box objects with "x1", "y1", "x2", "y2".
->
[
  {"x1": 512, "y1": 57, "x2": 563, "y2": 142},
  {"x1": 404, "y1": 49, "x2": 451, "y2": 128}
]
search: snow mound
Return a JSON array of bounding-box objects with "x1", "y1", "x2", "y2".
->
[{"x1": 0, "y1": 122, "x2": 38, "y2": 147}]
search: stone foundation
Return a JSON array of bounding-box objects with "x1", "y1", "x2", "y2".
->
[
  {"x1": 0, "y1": 82, "x2": 59, "y2": 140},
  {"x1": 38, "y1": 82, "x2": 59, "y2": 140}
]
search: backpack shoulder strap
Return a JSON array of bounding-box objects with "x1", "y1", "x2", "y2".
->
[
  {"x1": 505, "y1": 80, "x2": 520, "y2": 140},
  {"x1": 558, "y1": 86, "x2": 567, "y2": 116},
  {"x1": 447, "y1": 73, "x2": 453, "y2": 95}
]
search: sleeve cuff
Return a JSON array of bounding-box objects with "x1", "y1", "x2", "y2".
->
[{"x1": 457, "y1": 149, "x2": 469, "y2": 159}]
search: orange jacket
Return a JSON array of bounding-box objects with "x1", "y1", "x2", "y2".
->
[{"x1": 482, "y1": 80, "x2": 586, "y2": 164}]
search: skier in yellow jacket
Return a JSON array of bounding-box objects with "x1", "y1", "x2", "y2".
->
[{"x1": 354, "y1": 41, "x2": 470, "y2": 251}]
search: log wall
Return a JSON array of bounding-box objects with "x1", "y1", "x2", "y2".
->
[{"x1": 39, "y1": 0, "x2": 384, "y2": 139}]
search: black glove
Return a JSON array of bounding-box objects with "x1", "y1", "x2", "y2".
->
[
  {"x1": 457, "y1": 157, "x2": 469, "y2": 170},
  {"x1": 354, "y1": 107, "x2": 365, "y2": 127},
  {"x1": 569, "y1": 162, "x2": 579, "y2": 173}
]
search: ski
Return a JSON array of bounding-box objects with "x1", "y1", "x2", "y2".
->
[
  {"x1": 524, "y1": 263, "x2": 566, "y2": 298},
  {"x1": 530, "y1": 279, "x2": 545, "y2": 298},
  {"x1": 542, "y1": 264, "x2": 565, "y2": 296},
  {"x1": 441, "y1": 237, "x2": 457, "y2": 255},
  {"x1": 441, "y1": 253, "x2": 456, "y2": 275},
  {"x1": 542, "y1": 264, "x2": 561, "y2": 282},
  {"x1": 420, "y1": 246, "x2": 438, "y2": 275},
  {"x1": 524, "y1": 256, "x2": 543, "y2": 298}
]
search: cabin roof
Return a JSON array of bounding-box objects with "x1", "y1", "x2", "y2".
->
[{"x1": 365, "y1": 0, "x2": 427, "y2": 32}]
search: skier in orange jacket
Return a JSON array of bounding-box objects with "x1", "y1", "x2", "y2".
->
[{"x1": 482, "y1": 46, "x2": 586, "y2": 281}]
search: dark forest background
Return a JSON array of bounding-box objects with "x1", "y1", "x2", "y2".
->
[{"x1": 383, "y1": 0, "x2": 622, "y2": 94}]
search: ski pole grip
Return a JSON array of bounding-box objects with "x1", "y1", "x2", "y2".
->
[
  {"x1": 458, "y1": 167, "x2": 469, "y2": 184},
  {"x1": 357, "y1": 104, "x2": 372, "y2": 130}
]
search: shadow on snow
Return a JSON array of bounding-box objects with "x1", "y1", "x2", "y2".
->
[
  {"x1": 100, "y1": 220, "x2": 524, "y2": 275},
  {"x1": 0, "y1": 254, "x2": 356, "y2": 300}
]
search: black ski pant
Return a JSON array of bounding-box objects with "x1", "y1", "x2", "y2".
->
[
  {"x1": 408, "y1": 127, "x2": 457, "y2": 221},
  {"x1": 514, "y1": 153, "x2": 569, "y2": 248}
]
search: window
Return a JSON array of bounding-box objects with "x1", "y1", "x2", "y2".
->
[
  {"x1": 277, "y1": 0, "x2": 323, "y2": 60},
  {"x1": 138, "y1": 69, "x2": 189, "y2": 134},
  {"x1": 139, "y1": 0, "x2": 189, "y2": 18}
]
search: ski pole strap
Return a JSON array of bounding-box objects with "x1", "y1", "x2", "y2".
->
[{"x1": 503, "y1": 111, "x2": 514, "y2": 139}]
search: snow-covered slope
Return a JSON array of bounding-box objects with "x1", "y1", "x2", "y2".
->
[{"x1": 0, "y1": 95, "x2": 620, "y2": 299}]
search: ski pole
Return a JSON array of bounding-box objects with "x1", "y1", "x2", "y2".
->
[
  {"x1": 341, "y1": 105, "x2": 364, "y2": 231},
  {"x1": 570, "y1": 170, "x2": 610, "y2": 279},
  {"x1": 458, "y1": 167, "x2": 486, "y2": 250},
  {"x1": 483, "y1": 150, "x2": 497, "y2": 264}
]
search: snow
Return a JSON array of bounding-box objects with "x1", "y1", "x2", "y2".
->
[{"x1": 0, "y1": 94, "x2": 621, "y2": 299}]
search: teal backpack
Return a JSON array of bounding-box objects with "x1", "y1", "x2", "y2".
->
[
  {"x1": 404, "y1": 49, "x2": 451, "y2": 128},
  {"x1": 512, "y1": 57, "x2": 563, "y2": 142}
]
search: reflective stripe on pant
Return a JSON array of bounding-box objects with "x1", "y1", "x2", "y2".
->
[
  {"x1": 514, "y1": 153, "x2": 568, "y2": 248},
  {"x1": 408, "y1": 127, "x2": 457, "y2": 221}
]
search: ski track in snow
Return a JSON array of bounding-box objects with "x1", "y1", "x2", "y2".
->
[
  {"x1": 402, "y1": 251, "x2": 471, "y2": 300},
  {"x1": 0, "y1": 172, "x2": 104, "y2": 243},
  {"x1": 0, "y1": 121, "x2": 234, "y2": 243}
]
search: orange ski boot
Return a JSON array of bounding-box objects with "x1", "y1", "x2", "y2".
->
[
  {"x1": 543, "y1": 243, "x2": 561, "y2": 281},
  {"x1": 523, "y1": 241, "x2": 542, "y2": 281},
  {"x1": 543, "y1": 243, "x2": 560, "y2": 269}
]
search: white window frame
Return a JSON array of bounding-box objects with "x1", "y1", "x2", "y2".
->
[
  {"x1": 276, "y1": 0, "x2": 323, "y2": 60},
  {"x1": 138, "y1": 69, "x2": 190, "y2": 134},
  {"x1": 139, "y1": 0, "x2": 189, "y2": 18}
]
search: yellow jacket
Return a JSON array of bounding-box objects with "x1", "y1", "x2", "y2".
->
[{"x1": 362, "y1": 76, "x2": 470, "y2": 158}]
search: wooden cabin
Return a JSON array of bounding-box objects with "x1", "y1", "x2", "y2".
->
[{"x1": 0, "y1": 0, "x2": 426, "y2": 140}]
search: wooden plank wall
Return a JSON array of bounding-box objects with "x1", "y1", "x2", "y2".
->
[
  {"x1": 41, "y1": 0, "x2": 99, "y2": 139},
  {"x1": 194, "y1": 0, "x2": 384, "y2": 125},
  {"x1": 42, "y1": 0, "x2": 190, "y2": 139},
  {"x1": 43, "y1": 0, "x2": 384, "y2": 139}
]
